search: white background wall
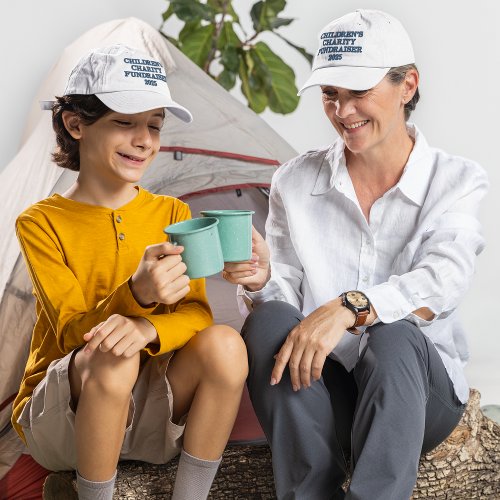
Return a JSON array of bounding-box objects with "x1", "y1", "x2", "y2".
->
[{"x1": 1, "y1": 1, "x2": 498, "y2": 405}]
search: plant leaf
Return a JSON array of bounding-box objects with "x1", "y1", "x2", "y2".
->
[
  {"x1": 220, "y1": 45, "x2": 240, "y2": 72},
  {"x1": 250, "y1": 1, "x2": 266, "y2": 32},
  {"x1": 170, "y1": 0, "x2": 215, "y2": 22},
  {"x1": 270, "y1": 17, "x2": 294, "y2": 29},
  {"x1": 206, "y1": 0, "x2": 224, "y2": 11},
  {"x1": 180, "y1": 23, "x2": 216, "y2": 68},
  {"x1": 239, "y1": 55, "x2": 268, "y2": 113},
  {"x1": 266, "y1": 0, "x2": 286, "y2": 15},
  {"x1": 217, "y1": 21, "x2": 241, "y2": 50},
  {"x1": 252, "y1": 41, "x2": 299, "y2": 114},
  {"x1": 250, "y1": 0, "x2": 291, "y2": 32},
  {"x1": 217, "y1": 68, "x2": 237, "y2": 90},
  {"x1": 274, "y1": 32, "x2": 314, "y2": 64},
  {"x1": 179, "y1": 20, "x2": 201, "y2": 44},
  {"x1": 206, "y1": 0, "x2": 239, "y2": 21}
]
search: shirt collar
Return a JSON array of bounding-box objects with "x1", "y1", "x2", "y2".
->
[
  {"x1": 311, "y1": 139, "x2": 345, "y2": 196},
  {"x1": 311, "y1": 124, "x2": 434, "y2": 207},
  {"x1": 395, "y1": 124, "x2": 434, "y2": 206}
]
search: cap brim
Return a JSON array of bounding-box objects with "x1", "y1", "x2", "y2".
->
[
  {"x1": 96, "y1": 90, "x2": 193, "y2": 123},
  {"x1": 298, "y1": 66, "x2": 391, "y2": 95}
]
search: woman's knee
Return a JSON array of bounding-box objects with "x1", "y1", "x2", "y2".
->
[
  {"x1": 242, "y1": 300, "x2": 303, "y2": 355},
  {"x1": 356, "y1": 320, "x2": 428, "y2": 382},
  {"x1": 194, "y1": 325, "x2": 248, "y2": 386},
  {"x1": 365, "y1": 320, "x2": 424, "y2": 358}
]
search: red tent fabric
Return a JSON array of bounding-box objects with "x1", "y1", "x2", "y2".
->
[{"x1": 0, "y1": 454, "x2": 48, "y2": 500}]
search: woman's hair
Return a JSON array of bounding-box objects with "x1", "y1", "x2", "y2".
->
[
  {"x1": 51, "y1": 95, "x2": 111, "y2": 171},
  {"x1": 386, "y1": 64, "x2": 420, "y2": 121}
]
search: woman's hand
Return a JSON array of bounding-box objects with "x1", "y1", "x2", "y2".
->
[
  {"x1": 271, "y1": 297, "x2": 356, "y2": 391},
  {"x1": 130, "y1": 242, "x2": 190, "y2": 306},
  {"x1": 83, "y1": 315, "x2": 157, "y2": 357},
  {"x1": 222, "y1": 226, "x2": 271, "y2": 292}
]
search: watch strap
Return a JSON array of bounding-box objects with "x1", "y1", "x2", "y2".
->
[{"x1": 353, "y1": 309, "x2": 369, "y2": 327}]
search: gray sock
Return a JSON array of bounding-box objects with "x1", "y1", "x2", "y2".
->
[
  {"x1": 76, "y1": 470, "x2": 117, "y2": 500},
  {"x1": 171, "y1": 449, "x2": 222, "y2": 500}
]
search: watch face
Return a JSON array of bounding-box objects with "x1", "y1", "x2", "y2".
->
[{"x1": 347, "y1": 291, "x2": 369, "y2": 308}]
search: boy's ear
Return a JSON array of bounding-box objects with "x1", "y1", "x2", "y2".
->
[{"x1": 62, "y1": 111, "x2": 83, "y2": 140}]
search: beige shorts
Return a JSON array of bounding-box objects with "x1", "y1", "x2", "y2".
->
[{"x1": 17, "y1": 349, "x2": 185, "y2": 471}]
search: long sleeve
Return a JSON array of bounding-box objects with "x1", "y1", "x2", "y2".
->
[
  {"x1": 365, "y1": 166, "x2": 489, "y2": 324},
  {"x1": 12, "y1": 188, "x2": 218, "y2": 444},
  {"x1": 143, "y1": 277, "x2": 213, "y2": 355},
  {"x1": 237, "y1": 173, "x2": 304, "y2": 314},
  {"x1": 16, "y1": 217, "x2": 156, "y2": 355}
]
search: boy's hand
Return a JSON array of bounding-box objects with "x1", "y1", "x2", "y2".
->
[
  {"x1": 130, "y1": 242, "x2": 190, "y2": 306},
  {"x1": 222, "y1": 227, "x2": 271, "y2": 292},
  {"x1": 83, "y1": 315, "x2": 158, "y2": 357}
]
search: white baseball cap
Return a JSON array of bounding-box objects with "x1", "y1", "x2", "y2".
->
[
  {"x1": 43, "y1": 44, "x2": 192, "y2": 122},
  {"x1": 299, "y1": 9, "x2": 415, "y2": 94}
]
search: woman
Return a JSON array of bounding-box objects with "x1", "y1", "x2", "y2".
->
[{"x1": 223, "y1": 9, "x2": 488, "y2": 500}]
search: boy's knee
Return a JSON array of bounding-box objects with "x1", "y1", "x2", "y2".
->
[
  {"x1": 78, "y1": 349, "x2": 140, "y2": 397},
  {"x1": 196, "y1": 325, "x2": 248, "y2": 384}
]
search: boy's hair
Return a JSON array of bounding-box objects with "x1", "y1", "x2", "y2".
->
[{"x1": 52, "y1": 95, "x2": 111, "y2": 171}]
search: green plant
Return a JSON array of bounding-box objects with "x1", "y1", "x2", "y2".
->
[{"x1": 160, "y1": 0, "x2": 312, "y2": 114}]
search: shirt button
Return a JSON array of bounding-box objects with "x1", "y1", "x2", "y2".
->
[
  {"x1": 362, "y1": 275, "x2": 369, "y2": 283},
  {"x1": 118, "y1": 233, "x2": 125, "y2": 241},
  {"x1": 393, "y1": 311, "x2": 399, "y2": 319},
  {"x1": 116, "y1": 215, "x2": 122, "y2": 223}
]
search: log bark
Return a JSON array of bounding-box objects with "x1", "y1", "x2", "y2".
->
[
  {"x1": 412, "y1": 389, "x2": 500, "y2": 499},
  {"x1": 43, "y1": 389, "x2": 500, "y2": 499}
]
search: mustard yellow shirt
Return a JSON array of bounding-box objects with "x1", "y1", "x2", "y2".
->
[{"x1": 12, "y1": 186, "x2": 212, "y2": 441}]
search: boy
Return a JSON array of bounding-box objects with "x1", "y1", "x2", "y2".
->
[{"x1": 13, "y1": 44, "x2": 248, "y2": 500}]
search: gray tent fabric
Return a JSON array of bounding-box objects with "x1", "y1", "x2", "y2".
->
[{"x1": 0, "y1": 17, "x2": 297, "y2": 479}]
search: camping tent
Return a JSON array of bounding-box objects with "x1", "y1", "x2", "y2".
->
[{"x1": 0, "y1": 16, "x2": 297, "y2": 493}]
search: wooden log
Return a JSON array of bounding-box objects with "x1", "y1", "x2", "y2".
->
[
  {"x1": 43, "y1": 445, "x2": 275, "y2": 499},
  {"x1": 43, "y1": 389, "x2": 500, "y2": 499},
  {"x1": 412, "y1": 389, "x2": 500, "y2": 499}
]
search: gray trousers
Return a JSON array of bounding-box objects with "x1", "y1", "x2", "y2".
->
[{"x1": 242, "y1": 301, "x2": 466, "y2": 500}]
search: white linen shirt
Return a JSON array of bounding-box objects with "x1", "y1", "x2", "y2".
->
[{"x1": 238, "y1": 124, "x2": 488, "y2": 403}]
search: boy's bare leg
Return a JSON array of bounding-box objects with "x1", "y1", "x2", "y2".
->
[
  {"x1": 167, "y1": 324, "x2": 248, "y2": 459},
  {"x1": 69, "y1": 348, "x2": 140, "y2": 481},
  {"x1": 167, "y1": 324, "x2": 247, "y2": 499},
  {"x1": 67, "y1": 323, "x2": 246, "y2": 499}
]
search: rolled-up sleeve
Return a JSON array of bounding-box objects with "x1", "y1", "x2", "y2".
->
[{"x1": 365, "y1": 168, "x2": 488, "y2": 324}]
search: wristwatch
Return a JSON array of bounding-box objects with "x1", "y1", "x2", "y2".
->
[{"x1": 340, "y1": 290, "x2": 371, "y2": 331}]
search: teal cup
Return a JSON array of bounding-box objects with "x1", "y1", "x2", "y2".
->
[
  {"x1": 199, "y1": 210, "x2": 255, "y2": 262},
  {"x1": 163, "y1": 217, "x2": 224, "y2": 279}
]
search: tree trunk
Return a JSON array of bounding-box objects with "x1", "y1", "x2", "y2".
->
[
  {"x1": 412, "y1": 389, "x2": 500, "y2": 499},
  {"x1": 43, "y1": 389, "x2": 500, "y2": 499}
]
